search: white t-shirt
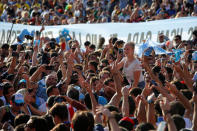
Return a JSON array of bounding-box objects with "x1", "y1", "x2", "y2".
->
[
  {"x1": 122, "y1": 57, "x2": 144, "y2": 85},
  {"x1": 184, "y1": 117, "x2": 192, "y2": 129},
  {"x1": 38, "y1": 102, "x2": 47, "y2": 113}
]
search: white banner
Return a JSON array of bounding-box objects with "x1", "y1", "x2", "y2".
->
[{"x1": 0, "y1": 17, "x2": 197, "y2": 47}]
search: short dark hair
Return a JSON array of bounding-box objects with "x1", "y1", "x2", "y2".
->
[
  {"x1": 29, "y1": 66, "x2": 38, "y2": 76},
  {"x1": 101, "y1": 59, "x2": 109, "y2": 65},
  {"x1": 180, "y1": 89, "x2": 192, "y2": 100},
  {"x1": 14, "y1": 114, "x2": 30, "y2": 127},
  {"x1": 46, "y1": 85, "x2": 57, "y2": 97},
  {"x1": 72, "y1": 111, "x2": 94, "y2": 131},
  {"x1": 109, "y1": 37, "x2": 118, "y2": 45},
  {"x1": 28, "y1": 116, "x2": 48, "y2": 131},
  {"x1": 50, "y1": 123, "x2": 70, "y2": 131},
  {"x1": 170, "y1": 101, "x2": 185, "y2": 116},
  {"x1": 88, "y1": 61, "x2": 98, "y2": 71},
  {"x1": 14, "y1": 123, "x2": 25, "y2": 131},
  {"x1": 89, "y1": 44, "x2": 96, "y2": 50},
  {"x1": 47, "y1": 95, "x2": 56, "y2": 109},
  {"x1": 172, "y1": 114, "x2": 185, "y2": 130},
  {"x1": 50, "y1": 103, "x2": 68, "y2": 121},
  {"x1": 84, "y1": 41, "x2": 91, "y2": 46},
  {"x1": 1, "y1": 44, "x2": 9, "y2": 50},
  {"x1": 135, "y1": 122, "x2": 155, "y2": 131},
  {"x1": 3, "y1": 82, "x2": 13, "y2": 96},
  {"x1": 175, "y1": 35, "x2": 181, "y2": 40},
  {"x1": 104, "y1": 78, "x2": 113, "y2": 86},
  {"x1": 129, "y1": 87, "x2": 142, "y2": 97},
  {"x1": 67, "y1": 85, "x2": 79, "y2": 101}
]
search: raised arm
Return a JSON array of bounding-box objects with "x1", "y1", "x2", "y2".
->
[
  {"x1": 146, "y1": 93, "x2": 156, "y2": 126},
  {"x1": 29, "y1": 65, "x2": 46, "y2": 82},
  {"x1": 192, "y1": 93, "x2": 197, "y2": 131},
  {"x1": 32, "y1": 44, "x2": 39, "y2": 66},
  {"x1": 121, "y1": 87, "x2": 129, "y2": 117},
  {"x1": 108, "y1": 62, "x2": 122, "y2": 107},
  {"x1": 166, "y1": 82, "x2": 193, "y2": 113},
  {"x1": 160, "y1": 97, "x2": 177, "y2": 131},
  {"x1": 96, "y1": 106, "x2": 121, "y2": 131},
  {"x1": 7, "y1": 55, "x2": 17, "y2": 74},
  {"x1": 173, "y1": 63, "x2": 193, "y2": 92}
]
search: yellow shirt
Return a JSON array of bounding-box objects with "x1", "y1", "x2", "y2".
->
[
  {"x1": 15, "y1": 3, "x2": 30, "y2": 10},
  {"x1": 0, "y1": 3, "x2": 4, "y2": 16}
]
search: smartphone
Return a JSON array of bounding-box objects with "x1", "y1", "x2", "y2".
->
[
  {"x1": 118, "y1": 48, "x2": 123, "y2": 54},
  {"x1": 157, "y1": 121, "x2": 166, "y2": 131},
  {"x1": 11, "y1": 45, "x2": 17, "y2": 51},
  {"x1": 25, "y1": 35, "x2": 33, "y2": 40},
  {"x1": 12, "y1": 52, "x2": 19, "y2": 57},
  {"x1": 189, "y1": 49, "x2": 194, "y2": 54},
  {"x1": 45, "y1": 65, "x2": 54, "y2": 70}
]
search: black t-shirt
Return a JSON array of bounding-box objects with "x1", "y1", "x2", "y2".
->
[{"x1": 7, "y1": 7, "x2": 15, "y2": 18}]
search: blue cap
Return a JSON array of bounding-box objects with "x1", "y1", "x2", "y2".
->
[
  {"x1": 98, "y1": 96, "x2": 108, "y2": 105},
  {"x1": 14, "y1": 93, "x2": 24, "y2": 104},
  {"x1": 19, "y1": 79, "x2": 26, "y2": 84}
]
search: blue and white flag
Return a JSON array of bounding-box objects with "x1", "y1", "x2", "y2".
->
[
  {"x1": 135, "y1": 39, "x2": 173, "y2": 57},
  {"x1": 192, "y1": 51, "x2": 197, "y2": 61},
  {"x1": 18, "y1": 29, "x2": 30, "y2": 44},
  {"x1": 56, "y1": 28, "x2": 71, "y2": 44}
]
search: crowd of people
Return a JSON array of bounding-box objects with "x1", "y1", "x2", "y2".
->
[
  {"x1": 0, "y1": 20, "x2": 196, "y2": 131},
  {"x1": 0, "y1": 0, "x2": 197, "y2": 25}
]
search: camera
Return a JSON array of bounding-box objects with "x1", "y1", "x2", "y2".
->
[
  {"x1": 45, "y1": 65, "x2": 54, "y2": 70},
  {"x1": 25, "y1": 35, "x2": 33, "y2": 40},
  {"x1": 12, "y1": 52, "x2": 19, "y2": 57}
]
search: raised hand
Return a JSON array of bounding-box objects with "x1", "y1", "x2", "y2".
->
[
  {"x1": 33, "y1": 44, "x2": 38, "y2": 52},
  {"x1": 121, "y1": 86, "x2": 129, "y2": 96},
  {"x1": 96, "y1": 106, "x2": 112, "y2": 118},
  {"x1": 159, "y1": 97, "x2": 171, "y2": 115}
]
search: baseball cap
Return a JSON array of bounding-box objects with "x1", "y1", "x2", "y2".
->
[
  {"x1": 19, "y1": 79, "x2": 26, "y2": 84},
  {"x1": 119, "y1": 117, "x2": 138, "y2": 130},
  {"x1": 13, "y1": 93, "x2": 24, "y2": 104},
  {"x1": 98, "y1": 96, "x2": 107, "y2": 105}
]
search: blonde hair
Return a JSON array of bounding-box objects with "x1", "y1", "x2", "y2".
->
[
  {"x1": 22, "y1": 11, "x2": 29, "y2": 18},
  {"x1": 126, "y1": 42, "x2": 135, "y2": 49}
]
